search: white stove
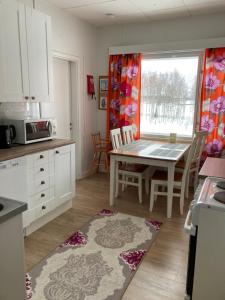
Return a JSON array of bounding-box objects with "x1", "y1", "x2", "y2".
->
[{"x1": 184, "y1": 177, "x2": 225, "y2": 300}]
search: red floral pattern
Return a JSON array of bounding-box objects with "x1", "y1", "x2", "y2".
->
[
  {"x1": 60, "y1": 231, "x2": 87, "y2": 248},
  {"x1": 25, "y1": 273, "x2": 32, "y2": 300},
  {"x1": 97, "y1": 209, "x2": 115, "y2": 216},
  {"x1": 201, "y1": 48, "x2": 225, "y2": 157},
  {"x1": 146, "y1": 220, "x2": 163, "y2": 231},
  {"x1": 119, "y1": 250, "x2": 146, "y2": 271},
  {"x1": 107, "y1": 54, "x2": 142, "y2": 140}
]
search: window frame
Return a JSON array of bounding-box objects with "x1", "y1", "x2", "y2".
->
[{"x1": 140, "y1": 50, "x2": 204, "y2": 142}]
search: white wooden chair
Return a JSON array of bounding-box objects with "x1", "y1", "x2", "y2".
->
[
  {"x1": 122, "y1": 125, "x2": 152, "y2": 194},
  {"x1": 176, "y1": 130, "x2": 207, "y2": 198},
  {"x1": 122, "y1": 125, "x2": 135, "y2": 145},
  {"x1": 149, "y1": 133, "x2": 198, "y2": 217},
  {"x1": 110, "y1": 128, "x2": 148, "y2": 204}
]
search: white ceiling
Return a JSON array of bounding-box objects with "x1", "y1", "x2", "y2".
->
[{"x1": 48, "y1": 0, "x2": 225, "y2": 26}]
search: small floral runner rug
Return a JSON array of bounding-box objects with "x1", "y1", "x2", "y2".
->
[{"x1": 26, "y1": 209, "x2": 162, "y2": 300}]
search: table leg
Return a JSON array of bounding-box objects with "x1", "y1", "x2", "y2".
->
[
  {"x1": 167, "y1": 162, "x2": 175, "y2": 218},
  {"x1": 110, "y1": 155, "x2": 116, "y2": 206}
]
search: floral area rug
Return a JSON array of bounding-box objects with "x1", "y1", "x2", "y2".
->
[{"x1": 26, "y1": 209, "x2": 162, "y2": 300}]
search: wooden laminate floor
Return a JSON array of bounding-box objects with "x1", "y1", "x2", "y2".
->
[{"x1": 25, "y1": 173, "x2": 191, "y2": 300}]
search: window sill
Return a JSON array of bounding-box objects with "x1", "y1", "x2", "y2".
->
[{"x1": 140, "y1": 134, "x2": 192, "y2": 144}]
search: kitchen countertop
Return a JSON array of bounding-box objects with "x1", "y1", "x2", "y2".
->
[
  {"x1": 0, "y1": 197, "x2": 27, "y2": 224},
  {"x1": 199, "y1": 157, "x2": 225, "y2": 179},
  {"x1": 0, "y1": 139, "x2": 75, "y2": 162}
]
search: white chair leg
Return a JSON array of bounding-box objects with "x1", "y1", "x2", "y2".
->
[
  {"x1": 122, "y1": 174, "x2": 125, "y2": 192},
  {"x1": 115, "y1": 166, "x2": 119, "y2": 198},
  {"x1": 138, "y1": 175, "x2": 142, "y2": 204},
  {"x1": 185, "y1": 171, "x2": 190, "y2": 199},
  {"x1": 154, "y1": 184, "x2": 158, "y2": 202},
  {"x1": 180, "y1": 186, "x2": 185, "y2": 215},
  {"x1": 150, "y1": 181, "x2": 155, "y2": 211}
]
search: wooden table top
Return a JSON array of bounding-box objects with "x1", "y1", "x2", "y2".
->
[
  {"x1": 0, "y1": 139, "x2": 75, "y2": 162},
  {"x1": 199, "y1": 157, "x2": 225, "y2": 179},
  {"x1": 110, "y1": 139, "x2": 190, "y2": 162}
]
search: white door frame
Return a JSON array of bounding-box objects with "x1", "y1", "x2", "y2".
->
[{"x1": 53, "y1": 50, "x2": 82, "y2": 179}]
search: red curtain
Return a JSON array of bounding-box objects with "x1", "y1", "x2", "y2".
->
[
  {"x1": 200, "y1": 48, "x2": 225, "y2": 157},
  {"x1": 107, "y1": 53, "x2": 142, "y2": 140}
]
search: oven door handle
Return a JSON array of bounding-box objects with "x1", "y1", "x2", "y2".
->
[{"x1": 184, "y1": 209, "x2": 196, "y2": 236}]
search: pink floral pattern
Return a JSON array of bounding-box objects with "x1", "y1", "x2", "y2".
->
[
  {"x1": 25, "y1": 273, "x2": 32, "y2": 300},
  {"x1": 119, "y1": 250, "x2": 146, "y2": 271},
  {"x1": 209, "y1": 96, "x2": 225, "y2": 114},
  {"x1": 206, "y1": 139, "x2": 223, "y2": 156},
  {"x1": 201, "y1": 115, "x2": 215, "y2": 133},
  {"x1": 60, "y1": 231, "x2": 87, "y2": 248},
  {"x1": 124, "y1": 103, "x2": 138, "y2": 117},
  {"x1": 108, "y1": 54, "x2": 142, "y2": 141},
  {"x1": 97, "y1": 209, "x2": 115, "y2": 216},
  {"x1": 205, "y1": 73, "x2": 220, "y2": 90},
  {"x1": 201, "y1": 48, "x2": 225, "y2": 157},
  {"x1": 213, "y1": 52, "x2": 225, "y2": 71},
  {"x1": 146, "y1": 220, "x2": 163, "y2": 231}
]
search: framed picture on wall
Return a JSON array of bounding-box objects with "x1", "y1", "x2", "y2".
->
[
  {"x1": 99, "y1": 95, "x2": 107, "y2": 110},
  {"x1": 99, "y1": 76, "x2": 108, "y2": 110},
  {"x1": 99, "y1": 76, "x2": 108, "y2": 92}
]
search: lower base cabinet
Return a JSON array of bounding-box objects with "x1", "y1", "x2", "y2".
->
[{"x1": 23, "y1": 143, "x2": 75, "y2": 230}]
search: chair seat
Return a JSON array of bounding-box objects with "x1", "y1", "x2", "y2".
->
[
  {"x1": 119, "y1": 163, "x2": 147, "y2": 173},
  {"x1": 176, "y1": 159, "x2": 197, "y2": 169},
  {"x1": 152, "y1": 170, "x2": 183, "y2": 182}
]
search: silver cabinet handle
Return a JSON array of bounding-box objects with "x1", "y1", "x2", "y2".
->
[{"x1": 184, "y1": 210, "x2": 196, "y2": 236}]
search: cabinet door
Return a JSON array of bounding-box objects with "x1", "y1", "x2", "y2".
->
[
  {"x1": 54, "y1": 145, "x2": 72, "y2": 206},
  {"x1": 26, "y1": 7, "x2": 53, "y2": 102},
  {"x1": 0, "y1": 1, "x2": 29, "y2": 102}
]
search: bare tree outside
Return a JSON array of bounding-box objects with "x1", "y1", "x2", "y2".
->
[{"x1": 141, "y1": 56, "x2": 199, "y2": 137}]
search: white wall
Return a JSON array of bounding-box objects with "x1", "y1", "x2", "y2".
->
[
  {"x1": 17, "y1": 0, "x2": 98, "y2": 177},
  {"x1": 96, "y1": 12, "x2": 225, "y2": 136}
]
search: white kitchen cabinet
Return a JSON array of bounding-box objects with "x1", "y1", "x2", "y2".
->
[
  {"x1": 54, "y1": 145, "x2": 74, "y2": 206},
  {"x1": 26, "y1": 7, "x2": 53, "y2": 102},
  {"x1": 0, "y1": 0, "x2": 29, "y2": 102},
  {"x1": 0, "y1": 0, "x2": 53, "y2": 103},
  {"x1": 23, "y1": 143, "x2": 75, "y2": 229}
]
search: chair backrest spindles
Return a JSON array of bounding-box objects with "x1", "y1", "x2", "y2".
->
[
  {"x1": 122, "y1": 125, "x2": 135, "y2": 145},
  {"x1": 192, "y1": 130, "x2": 207, "y2": 164},
  {"x1": 110, "y1": 128, "x2": 123, "y2": 150}
]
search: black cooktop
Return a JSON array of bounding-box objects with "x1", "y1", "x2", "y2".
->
[{"x1": 216, "y1": 181, "x2": 225, "y2": 190}]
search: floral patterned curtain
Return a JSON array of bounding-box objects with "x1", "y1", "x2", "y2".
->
[
  {"x1": 107, "y1": 54, "x2": 142, "y2": 139},
  {"x1": 201, "y1": 48, "x2": 225, "y2": 157}
]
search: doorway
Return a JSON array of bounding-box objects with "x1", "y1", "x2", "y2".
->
[
  {"x1": 53, "y1": 53, "x2": 82, "y2": 179},
  {"x1": 53, "y1": 57, "x2": 72, "y2": 139}
]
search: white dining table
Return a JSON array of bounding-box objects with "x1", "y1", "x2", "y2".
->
[{"x1": 109, "y1": 139, "x2": 190, "y2": 218}]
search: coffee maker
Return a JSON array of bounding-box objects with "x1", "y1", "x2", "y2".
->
[{"x1": 0, "y1": 125, "x2": 16, "y2": 148}]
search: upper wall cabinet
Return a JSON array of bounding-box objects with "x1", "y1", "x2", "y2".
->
[
  {"x1": 0, "y1": 1, "x2": 53, "y2": 103},
  {"x1": 0, "y1": 1, "x2": 29, "y2": 102},
  {"x1": 26, "y1": 7, "x2": 53, "y2": 102}
]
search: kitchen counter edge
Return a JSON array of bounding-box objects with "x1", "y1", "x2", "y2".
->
[{"x1": 0, "y1": 139, "x2": 75, "y2": 162}]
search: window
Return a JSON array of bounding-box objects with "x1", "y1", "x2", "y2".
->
[{"x1": 141, "y1": 53, "x2": 200, "y2": 138}]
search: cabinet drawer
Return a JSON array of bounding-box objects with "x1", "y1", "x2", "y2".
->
[
  {"x1": 33, "y1": 163, "x2": 50, "y2": 181},
  {"x1": 34, "y1": 199, "x2": 55, "y2": 219},
  {"x1": 31, "y1": 151, "x2": 49, "y2": 167},
  {"x1": 30, "y1": 176, "x2": 50, "y2": 194},
  {"x1": 29, "y1": 188, "x2": 54, "y2": 209},
  {"x1": 54, "y1": 145, "x2": 71, "y2": 155}
]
